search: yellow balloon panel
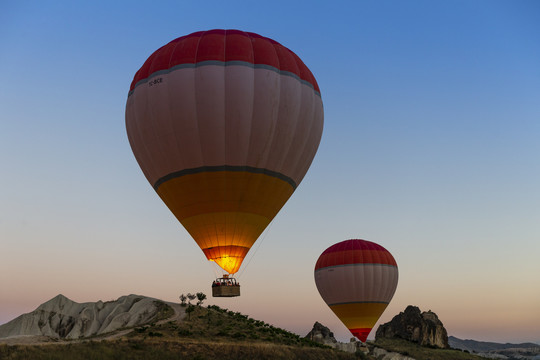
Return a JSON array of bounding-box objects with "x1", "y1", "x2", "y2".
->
[
  {"x1": 157, "y1": 171, "x2": 294, "y2": 218},
  {"x1": 329, "y1": 302, "x2": 389, "y2": 330},
  {"x1": 156, "y1": 170, "x2": 294, "y2": 274}
]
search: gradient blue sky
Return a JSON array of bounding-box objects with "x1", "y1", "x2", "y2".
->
[{"x1": 1, "y1": 0, "x2": 539, "y2": 344}]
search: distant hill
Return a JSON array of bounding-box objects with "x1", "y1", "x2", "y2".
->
[
  {"x1": 449, "y1": 336, "x2": 540, "y2": 360},
  {"x1": 449, "y1": 336, "x2": 539, "y2": 353}
]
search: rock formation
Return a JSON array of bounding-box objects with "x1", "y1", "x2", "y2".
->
[
  {"x1": 305, "y1": 321, "x2": 362, "y2": 353},
  {"x1": 305, "y1": 321, "x2": 338, "y2": 346},
  {"x1": 376, "y1": 305, "x2": 449, "y2": 348},
  {"x1": 0, "y1": 294, "x2": 169, "y2": 340}
]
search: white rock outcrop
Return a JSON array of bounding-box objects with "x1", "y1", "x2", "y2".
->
[{"x1": 0, "y1": 294, "x2": 166, "y2": 340}]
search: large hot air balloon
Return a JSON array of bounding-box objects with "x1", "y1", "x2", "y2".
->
[
  {"x1": 126, "y1": 30, "x2": 323, "y2": 291},
  {"x1": 314, "y1": 239, "x2": 398, "y2": 342}
]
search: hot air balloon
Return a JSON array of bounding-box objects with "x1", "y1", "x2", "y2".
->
[
  {"x1": 126, "y1": 29, "x2": 323, "y2": 296},
  {"x1": 314, "y1": 239, "x2": 398, "y2": 342}
]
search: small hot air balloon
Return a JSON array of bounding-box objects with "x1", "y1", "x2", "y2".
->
[
  {"x1": 126, "y1": 29, "x2": 323, "y2": 295},
  {"x1": 314, "y1": 239, "x2": 398, "y2": 342}
]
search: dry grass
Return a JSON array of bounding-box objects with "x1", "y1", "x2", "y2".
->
[
  {"x1": 129, "y1": 305, "x2": 336, "y2": 348},
  {"x1": 372, "y1": 337, "x2": 487, "y2": 360},
  {"x1": 0, "y1": 339, "x2": 358, "y2": 360},
  {"x1": 0, "y1": 305, "x2": 359, "y2": 360}
]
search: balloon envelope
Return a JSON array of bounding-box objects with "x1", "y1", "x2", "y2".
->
[
  {"x1": 314, "y1": 239, "x2": 398, "y2": 342},
  {"x1": 126, "y1": 29, "x2": 323, "y2": 274}
]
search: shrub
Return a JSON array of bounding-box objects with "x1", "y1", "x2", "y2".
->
[
  {"x1": 185, "y1": 305, "x2": 195, "y2": 320},
  {"x1": 134, "y1": 326, "x2": 147, "y2": 333},
  {"x1": 177, "y1": 329, "x2": 192, "y2": 336}
]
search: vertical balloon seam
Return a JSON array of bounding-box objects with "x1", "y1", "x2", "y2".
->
[
  {"x1": 232, "y1": 35, "x2": 284, "y2": 274},
  {"x1": 210, "y1": 30, "x2": 226, "y2": 261},
  {"x1": 287, "y1": 84, "x2": 310, "y2": 181},
  {"x1": 193, "y1": 31, "x2": 210, "y2": 253},
  {"x1": 232, "y1": 32, "x2": 257, "y2": 273},
  {"x1": 168, "y1": 36, "x2": 188, "y2": 193},
  {"x1": 275, "y1": 47, "x2": 303, "y2": 178},
  {"x1": 294, "y1": 84, "x2": 321, "y2": 185},
  {"x1": 288, "y1": 69, "x2": 317, "y2": 182},
  {"x1": 373, "y1": 246, "x2": 381, "y2": 300},
  {"x1": 161, "y1": 55, "x2": 182, "y2": 213},
  {"x1": 228, "y1": 35, "x2": 248, "y2": 270},
  {"x1": 222, "y1": 30, "x2": 230, "y2": 261},
  {"x1": 143, "y1": 55, "x2": 166, "y2": 193},
  {"x1": 251, "y1": 36, "x2": 281, "y2": 187},
  {"x1": 251, "y1": 34, "x2": 274, "y2": 221},
  {"x1": 232, "y1": 34, "x2": 281, "y2": 273},
  {"x1": 226, "y1": 31, "x2": 246, "y2": 263},
  {"x1": 132, "y1": 81, "x2": 157, "y2": 185},
  {"x1": 126, "y1": 99, "x2": 152, "y2": 184}
]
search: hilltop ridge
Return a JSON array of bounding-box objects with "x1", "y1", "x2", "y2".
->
[
  {"x1": 0, "y1": 294, "x2": 173, "y2": 340},
  {"x1": 0, "y1": 294, "x2": 356, "y2": 360}
]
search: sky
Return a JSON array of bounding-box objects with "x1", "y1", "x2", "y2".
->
[{"x1": 1, "y1": 0, "x2": 539, "y2": 344}]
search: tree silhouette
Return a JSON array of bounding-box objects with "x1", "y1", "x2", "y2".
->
[
  {"x1": 196, "y1": 292, "x2": 207, "y2": 306},
  {"x1": 179, "y1": 294, "x2": 187, "y2": 307},
  {"x1": 186, "y1": 293, "x2": 196, "y2": 305}
]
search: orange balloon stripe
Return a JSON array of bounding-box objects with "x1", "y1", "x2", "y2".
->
[
  {"x1": 180, "y1": 212, "x2": 269, "y2": 251},
  {"x1": 202, "y1": 246, "x2": 250, "y2": 259},
  {"x1": 202, "y1": 246, "x2": 250, "y2": 274},
  {"x1": 157, "y1": 170, "x2": 294, "y2": 219}
]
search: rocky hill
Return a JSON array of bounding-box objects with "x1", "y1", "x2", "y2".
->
[
  {"x1": 0, "y1": 297, "x2": 357, "y2": 360},
  {"x1": 376, "y1": 305, "x2": 449, "y2": 348},
  {"x1": 0, "y1": 294, "x2": 172, "y2": 340},
  {"x1": 2, "y1": 297, "x2": 536, "y2": 360}
]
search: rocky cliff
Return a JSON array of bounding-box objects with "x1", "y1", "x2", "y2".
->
[
  {"x1": 0, "y1": 294, "x2": 168, "y2": 340},
  {"x1": 376, "y1": 305, "x2": 449, "y2": 348}
]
